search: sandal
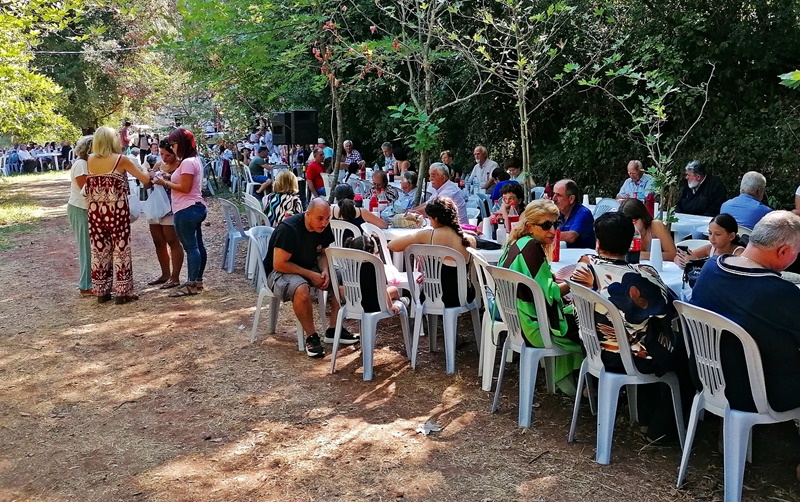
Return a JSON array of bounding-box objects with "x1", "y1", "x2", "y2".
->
[
  {"x1": 115, "y1": 294, "x2": 139, "y2": 305},
  {"x1": 194, "y1": 280, "x2": 204, "y2": 291},
  {"x1": 160, "y1": 280, "x2": 181, "y2": 289},
  {"x1": 147, "y1": 277, "x2": 168, "y2": 286},
  {"x1": 169, "y1": 285, "x2": 199, "y2": 298}
]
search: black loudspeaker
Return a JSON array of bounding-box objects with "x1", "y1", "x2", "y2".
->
[
  {"x1": 271, "y1": 112, "x2": 290, "y2": 144},
  {"x1": 290, "y1": 110, "x2": 318, "y2": 145}
]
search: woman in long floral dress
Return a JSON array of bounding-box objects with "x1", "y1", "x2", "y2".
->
[{"x1": 85, "y1": 126, "x2": 152, "y2": 304}]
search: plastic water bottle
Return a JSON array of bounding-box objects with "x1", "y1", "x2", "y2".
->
[
  {"x1": 496, "y1": 222, "x2": 507, "y2": 245},
  {"x1": 377, "y1": 191, "x2": 388, "y2": 215},
  {"x1": 472, "y1": 177, "x2": 480, "y2": 196}
]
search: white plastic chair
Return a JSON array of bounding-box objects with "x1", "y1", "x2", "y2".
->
[
  {"x1": 486, "y1": 265, "x2": 573, "y2": 427},
  {"x1": 249, "y1": 226, "x2": 327, "y2": 350},
  {"x1": 404, "y1": 244, "x2": 481, "y2": 374},
  {"x1": 593, "y1": 198, "x2": 620, "y2": 217},
  {"x1": 673, "y1": 301, "x2": 800, "y2": 501},
  {"x1": 325, "y1": 247, "x2": 411, "y2": 381},
  {"x1": 219, "y1": 199, "x2": 250, "y2": 273},
  {"x1": 737, "y1": 226, "x2": 753, "y2": 237},
  {"x1": 241, "y1": 165, "x2": 259, "y2": 196},
  {"x1": 361, "y1": 222, "x2": 409, "y2": 291},
  {"x1": 468, "y1": 249, "x2": 508, "y2": 392},
  {"x1": 242, "y1": 195, "x2": 270, "y2": 283},
  {"x1": 330, "y1": 219, "x2": 361, "y2": 248},
  {"x1": 567, "y1": 280, "x2": 686, "y2": 464},
  {"x1": 675, "y1": 239, "x2": 709, "y2": 252},
  {"x1": 0, "y1": 156, "x2": 8, "y2": 177}
]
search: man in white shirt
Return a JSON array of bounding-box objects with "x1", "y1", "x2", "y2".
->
[
  {"x1": 468, "y1": 145, "x2": 500, "y2": 193},
  {"x1": 616, "y1": 160, "x2": 655, "y2": 200},
  {"x1": 17, "y1": 145, "x2": 38, "y2": 173},
  {"x1": 411, "y1": 162, "x2": 468, "y2": 225}
]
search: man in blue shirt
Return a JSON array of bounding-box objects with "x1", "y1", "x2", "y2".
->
[
  {"x1": 720, "y1": 171, "x2": 772, "y2": 230},
  {"x1": 553, "y1": 179, "x2": 595, "y2": 248},
  {"x1": 691, "y1": 211, "x2": 800, "y2": 412},
  {"x1": 318, "y1": 138, "x2": 334, "y2": 160}
]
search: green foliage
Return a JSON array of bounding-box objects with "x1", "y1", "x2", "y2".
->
[
  {"x1": 0, "y1": 0, "x2": 83, "y2": 141},
  {"x1": 388, "y1": 103, "x2": 443, "y2": 154},
  {"x1": 780, "y1": 71, "x2": 800, "y2": 90}
]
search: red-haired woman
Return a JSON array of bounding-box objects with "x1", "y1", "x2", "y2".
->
[{"x1": 154, "y1": 128, "x2": 207, "y2": 297}]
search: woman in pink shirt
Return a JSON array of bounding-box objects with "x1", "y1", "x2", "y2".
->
[{"x1": 154, "y1": 128, "x2": 206, "y2": 297}]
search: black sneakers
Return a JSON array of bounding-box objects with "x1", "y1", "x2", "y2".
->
[
  {"x1": 324, "y1": 327, "x2": 360, "y2": 345},
  {"x1": 305, "y1": 334, "x2": 325, "y2": 358}
]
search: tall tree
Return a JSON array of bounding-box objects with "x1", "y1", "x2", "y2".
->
[{"x1": 0, "y1": 0, "x2": 81, "y2": 141}]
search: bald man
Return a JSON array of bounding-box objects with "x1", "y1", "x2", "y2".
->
[{"x1": 264, "y1": 198, "x2": 358, "y2": 357}]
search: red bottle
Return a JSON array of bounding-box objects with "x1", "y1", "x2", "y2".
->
[
  {"x1": 553, "y1": 229, "x2": 561, "y2": 262},
  {"x1": 506, "y1": 201, "x2": 519, "y2": 233},
  {"x1": 354, "y1": 193, "x2": 363, "y2": 208},
  {"x1": 645, "y1": 192, "x2": 655, "y2": 216},
  {"x1": 544, "y1": 180, "x2": 552, "y2": 198},
  {"x1": 369, "y1": 194, "x2": 378, "y2": 214},
  {"x1": 360, "y1": 166, "x2": 366, "y2": 180}
]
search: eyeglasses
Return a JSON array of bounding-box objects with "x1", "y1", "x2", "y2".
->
[{"x1": 531, "y1": 220, "x2": 560, "y2": 231}]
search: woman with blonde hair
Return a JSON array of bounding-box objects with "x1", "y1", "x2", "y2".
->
[
  {"x1": 262, "y1": 169, "x2": 303, "y2": 226},
  {"x1": 86, "y1": 126, "x2": 153, "y2": 304},
  {"x1": 67, "y1": 135, "x2": 94, "y2": 297},
  {"x1": 499, "y1": 199, "x2": 583, "y2": 395}
]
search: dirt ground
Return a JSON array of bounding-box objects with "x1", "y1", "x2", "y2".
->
[{"x1": 1, "y1": 173, "x2": 799, "y2": 501}]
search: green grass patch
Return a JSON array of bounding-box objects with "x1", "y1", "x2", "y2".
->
[
  {"x1": 0, "y1": 171, "x2": 60, "y2": 245},
  {"x1": 0, "y1": 224, "x2": 34, "y2": 250}
]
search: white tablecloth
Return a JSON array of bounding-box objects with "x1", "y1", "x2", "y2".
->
[
  {"x1": 384, "y1": 226, "x2": 504, "y2": 268},
  {"x1": 670, "y1": 213, "x2": 712, "y2": 240}
]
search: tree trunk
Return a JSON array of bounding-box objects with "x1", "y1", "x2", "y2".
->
[{"x1": 328, "y1": 83, "x2": 344, "y2": 204}]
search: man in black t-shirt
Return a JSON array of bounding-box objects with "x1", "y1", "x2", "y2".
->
[{"x1": 265, "y1": 199, "x2": 358, "y2": 357}]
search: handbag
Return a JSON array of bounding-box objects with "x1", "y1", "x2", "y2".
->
[{"x1": 682, "y1": 257, "x2": 709, "y2": 289}]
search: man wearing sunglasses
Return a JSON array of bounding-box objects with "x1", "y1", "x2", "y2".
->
[{"x1": 552, "y1": 179, "x2": 595, "y2": 249}]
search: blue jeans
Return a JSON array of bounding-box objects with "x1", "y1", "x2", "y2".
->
[{"x1": 174, "y1": 203, "x2": 207, "y2": 282}]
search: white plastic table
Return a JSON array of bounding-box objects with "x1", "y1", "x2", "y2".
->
[
  {"x1": 35, "y1": 152, "x2": 61, "y2": 171},
  {"x1": 383, "y1": 226, "x2": 504, "y2": 269},
  {"x1": 669, "y1": 213, "x2": 712, "y2": 240}
]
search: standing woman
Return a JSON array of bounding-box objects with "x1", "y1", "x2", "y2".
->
[
  {"x1": 145, "y1": 139, "x2": 184, "y2": 288},
  {"x1": 67, "y1": 135, "x2": 94, "y2": 297},
  {"x1": 154, "y1": 128, "x2": 207, "y2": 297},
  {"x1": 85, "y1": 126, "x2": 152, "y2": 304}
]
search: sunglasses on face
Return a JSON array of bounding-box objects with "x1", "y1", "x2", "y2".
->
[{"x1": 531, "y1": 220, "x2": 560, "y2": 231}]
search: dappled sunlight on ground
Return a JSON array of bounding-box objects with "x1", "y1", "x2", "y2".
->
[{"x1": 2, "y1": 176, "x2": 799, "y2": 501}]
